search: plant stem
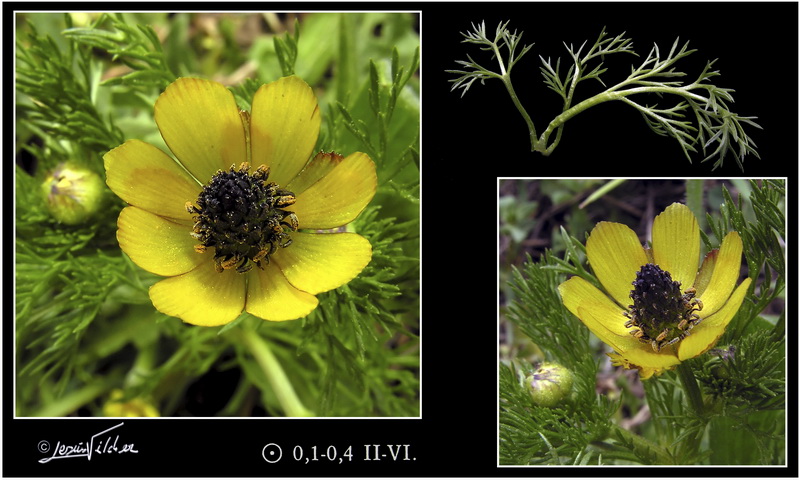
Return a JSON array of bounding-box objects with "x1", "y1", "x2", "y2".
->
[
  {"x1": 236, "y1": 325, "x2": 315, "y2": 417},
  {"x1": 674, "y1": 363, "x2": 709, "y2": 463},
  {"x1": 676, "y1": 362, "x2": 704, "y2": 415},
  {"x1": 580, "y1": 179, "x2": 627, "y2": 209},
  {"x1": 30, "y1": 377, "x2": 117, "y2": 417},
  {"x1": 537, "y1": 86, "x2": 705, "y2": 154},
  {"x1": 125, "y1": 340, "x2": 157, "y2": 390},
  {"x1": 501, "y1": 75, "x2": 538, "y2": 148},
  {"x1": 685, "y1": 179, "x2": 706, "y2": 232}
]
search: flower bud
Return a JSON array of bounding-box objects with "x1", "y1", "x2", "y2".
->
[
  {"x1": 525, "y1": 362, "x2": 574, "y2": 407},
  {"x1": 708, "y1": 345, "x2": 737, "y2": 379},
  {"x1": 40, "y1": 162, "x2": 105, "y2": 225}
]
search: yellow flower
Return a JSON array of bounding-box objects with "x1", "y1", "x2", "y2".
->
[
  {"x1": 104, "y1": 76, "x2": 376, "y2": 326},
  {"x1": 558, "y1": 203, "x2": 751, "y2": 379},
  {"x1": 102, "y1": 389, "x2": 160, "y2": 417}
]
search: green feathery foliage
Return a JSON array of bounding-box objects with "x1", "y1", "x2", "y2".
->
[
  {"x1": 502, "y1": 251, "x2": 616, "y2": 465},
  {"x1": 704, "y1": 180, "x2": 785, "y2": 339},
  {"x1": 448, "y1": 21, "x2": 761, "y2": 170}
]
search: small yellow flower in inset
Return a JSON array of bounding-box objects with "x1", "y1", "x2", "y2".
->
[
  {"x1": 558, "y1": 203, "x2": 751, "y2": 379},
  {"x1": 104, "y1": 76, "x2": 376, "y2": 326}
]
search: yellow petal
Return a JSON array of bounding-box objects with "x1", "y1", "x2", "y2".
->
[
  {"x1": 697, "y1": 231, "x2": 744, "y2": 318},
  {"x1": 678, "y1": 277, "x2": 751, "y2": 361},
  {"x1": 273, "y1": 232, "x2": 371, "y2": 294},
  {"x1": 245, "y1": 261, "x2": 319, "y2": 321},
  {"x1": 607, "y1": 352, "x2": 676, "y2": 380},
  {"x1": 558, "y1": 277, "x2": 642, "y2": 353},
  {"x1": 149, "y1": 259, "x2": 246, "y2": 326},
  {"x1": 289, "y1": 152, "x2": 377, "y2": 229},
  {"x1": 155, "y1": 77, "x2": 247, "y2": 184},
  {"x1": 104, "y1": 140, "x2": 201, "y2": 220},
  {"x1": 573, "y1": 300, "x2": 631, "y2": 352},
  {"x1": 585, "y1": 222, "x2": 649, "y2": 306},
  {"x1": 693, "y1": 248, "x2": 719, "y2": 297},
  {"x1": 652, "y1": 203, "x2": 701, "y2": 291},
  {"x1": 117, "y1": 206, "x2": 205, "y2": 276},
  {"x1": 558, "y1": 276, "x2": 630, "y2": 340},
  {"x1": 285, "y1": 151, "x2": 343, "y2": 195},
  {"x1": 250, "y1": 76, "x2": 321, "y2": 186},
  {"x1": 618, "y1": 344, "x2": 681, "y2": 371},
  {"x1": 577, "y1": 304, "x2": 681, "y2": 369},
  {"x1": 561, "y1": 276, "x2": 683, "y2": 378}
]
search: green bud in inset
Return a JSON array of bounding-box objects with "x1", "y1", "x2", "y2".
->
[
  {"x1": 41, "y1": 162, "x2": 105, "y2": 225},
  {"x1": 708, "y1": 345, "x2": 736, "y2": 380},
  {"x1": 525, "y1": 362, "x2": 574, "y2": 407}
]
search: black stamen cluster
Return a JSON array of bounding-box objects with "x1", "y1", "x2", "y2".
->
[
  {"x1": 189, "y1": 164, "x2": 297, "y2": 273},
  {"x1": 623, "y1": 262, "x2": 704, "y2": 352},
  {"x1": 628, "y1": 263, "x2": 684, "y2": 332}
]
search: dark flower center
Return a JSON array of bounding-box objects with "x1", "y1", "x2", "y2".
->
[
  {"x1": 186, "y1": 162, "x2": 298, "y2": 273},
  {"x1": 623, "y1": 263, "x2": 703, "y2": 352}
]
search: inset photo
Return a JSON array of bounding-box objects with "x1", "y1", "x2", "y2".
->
[{"x1": 498, "y1": 179, "x2": 786, "y2": 466}]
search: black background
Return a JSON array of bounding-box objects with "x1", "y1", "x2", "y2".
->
[
  {"x1": 430, "y1": 2, "x2": 798, "y2": 178},
  {"x1": 5, "y1": 2, "x2": 799, "y2": 478}
]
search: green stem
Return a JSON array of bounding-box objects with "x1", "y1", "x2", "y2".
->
[
  {"x1": 676, "y1": 362, "x2": 704, "y2": 415},
  {"x1": 685, "y1": 179, "x2": 706, "y2": 232},
  {"x1": 126, "y1": 341, "x2": 156, "y2": 388},
  {"x1": 537, "y1": 85, "x2": 705, "y2": 154},
  {"x1": 580, "y1": 179, "x2": 627, "y2": 209},
  {"x1": 674, "y1": 364, "x2": 709, "y2": 462},
  {"x1": 235, "y1": 325, "x2": 315, "y2": 417},
  {"x1": 29, "y1": 377, "x2": 117, "y2": 417},
  {"x1": 501, "y1": 75, "x2": 538, "y2": 149}
]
